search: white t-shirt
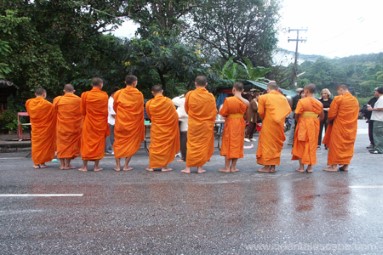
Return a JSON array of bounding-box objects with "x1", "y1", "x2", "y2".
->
[
  {"x1": 108, "y1": 96, "x2": 116, "y2": 125},
  {"x1": 371, "y1": 96, "x2": 383, "y2": 122},
  {"x1": 172, "y1": 95, "x2": 188, "y2": 132}
]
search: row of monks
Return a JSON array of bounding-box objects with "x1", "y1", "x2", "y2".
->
[{"x1": 25, "y1": 75, "x2": 360, "y2": 173}]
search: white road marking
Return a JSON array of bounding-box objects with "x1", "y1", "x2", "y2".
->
[
  {"x1": 0, "y1": 157, "x2": 27, "y2": 160},
  {"x1": 0, "y1": 209, "x2": 43, "y2": 216},
  {"x1": 0, "y1": 194, "x2": 84, "y2": 197},
  {"x1": 349, "y1": 186, "x2": 383, "y2": 189}
]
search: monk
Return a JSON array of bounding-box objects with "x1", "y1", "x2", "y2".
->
[
  {"x1": 256, "y1": 81, "x2": 291, "y2": 173},
  {"x1": 53, "y1": 84, "x2": 82, "y2": 170},
  {"x1": 25, "y1": 87, "x2": 56, "y2": 169},
  {"x1": 145, "y1": 85, "x2": 180, "y2": 172},
  {"x1": 292, "y1": 84, "x2": 324, "y2": 173},
  {"x1": 219, "y1": 82, "x2": 249, "y2": 173},
  {"x1": 78, "y1": 77, "x2": 109, "y2": 172},
  {"x1": 182, "y1": 75, "x2": 217, "y2": 174},
  {"x1": 113, "y1": 75, "x2": 145, "y2": 171},
  {"x1": 323, "y1": 84, "x2": 359, "y2": 172}
]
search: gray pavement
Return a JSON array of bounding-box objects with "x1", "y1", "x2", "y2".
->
[{"x1": 0, "y1": 120, "x2": 382, "y2": 254}]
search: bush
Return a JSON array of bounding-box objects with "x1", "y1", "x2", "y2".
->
[{"x1": 0, "y1": 109, "x2": 18, "y2": 132}]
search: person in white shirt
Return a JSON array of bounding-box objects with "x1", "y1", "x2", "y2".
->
[
  {"x1": 368, "y1": 86, "x2": 383, "y2": 154},
  {"x1": 172, "y1": 94, "x2": 188, "y2": 161},
  {"x1": 105, "y1": 88, "x2": 118, "y2": 154}
]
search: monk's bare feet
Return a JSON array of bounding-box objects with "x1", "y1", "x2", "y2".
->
[
  {"x1": 323, "y1": 165, "x2": 338, "y2": 172},
  {"x1": 296, "y1": 168, "x2": 305, "y2": 173},
  {"x1": 270, "y1": 166, "x2": 276, "y2": 173},
  {"x1": 258, "y1": 166, "x2": 271, "y2": 173},
  {"x1": 94, "y1": 167, "x2": 103, "y2": 172},
  {"x1": 306, "y1": 166, "x2": 313, "y2": 173},
  {"x1": 219, "y1": 168, "x2": 230, "y2": 173},
  {"x1": 231, "y1": 168, "x2": 240, "y2": 173},
  {"x1": 114, "y1": 167, "x2": 121, "y2": 172},
  {"x1": 33, "y1": 165, "x2": 40, "y2": 169},
  {"x1": 339, "y1": 165, "x2": 349, "y2": 172},
  {"x1": 146, "y1": 168, "x2": 154, "y2": 172},
  {"x1": 181, "y1": 169, "x2": 191, "y2": 174},
  {"x1": 197, "y1": 168, "x2": 206, "y2": 174},
  {"x1": 162, "y1": 168, "x2": 173, "y2": 172},
  {"x1": 123, "y1": 167, "x2": 134, "y2": 171},
  {"x1": 78, "y1": 167, "x2": 88, "y2": 172},
  {"x1": 40, "y1": 164, "x2": 47, "y2": 169}
]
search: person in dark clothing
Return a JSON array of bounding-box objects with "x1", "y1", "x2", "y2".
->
[
  {"x1": 366, "y1": 88, "x2": 379, "y2": 149},
  {"x1": 318, "y1": 88, "x2": 333, "y2": 148},
  {"x1": 287, "y1": 88, "x2": 304, "y2": 145}
]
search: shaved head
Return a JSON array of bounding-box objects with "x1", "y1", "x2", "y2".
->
[
  {"x1": 267, "y1": 80, "x2": 278, "y2": 91},
  {"x1": 64, "y1": 84, "x2": 74, "y2": 92},
  {"x1": 125, "y1": 75, "x2": 138, "y2": 86},
  {"x1": 337, "y1": 84, "x2": 349, "y2": 91},
  {"x1": 92, "y1": 77, "x2": 103, "y2": 87},
  {"x1": 233, "y1": 82, "x2": 244, "y2": 92},
  {"x1": 35, "y1": 87, "x2": 46, "y2": 96},
  {"x1": 151, "y1": 84, "x2": 163, "y2": 94},
  {"x1": 195, "y1": 75, "x2": 208, "y2": 87},
  {"x1": 304, "y1": 83, "x2": 316, "y2": 94}
]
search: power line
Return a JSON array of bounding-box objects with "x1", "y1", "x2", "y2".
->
[{"x1": 288, "y1": 28, "x2": 307, "y2": 86}]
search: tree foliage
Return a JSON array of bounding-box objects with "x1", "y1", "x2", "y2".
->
[{"x1": 188, "y1": 0, "x2": 279, "y2": 66}]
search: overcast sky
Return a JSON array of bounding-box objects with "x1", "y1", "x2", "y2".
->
[{"x1": 113, "y1": 0, "x2": 383, "y2": 58}]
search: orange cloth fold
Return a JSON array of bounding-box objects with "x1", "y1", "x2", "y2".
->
[
  {"x1": 220, "y1": 97, "x2": 247, "y2": 159},
  {"x1": 80, "y1": 87, "x2": 109, "y2": 161},
  {"x1": 25, "y1": 97, "x2": 56, "y2": 165},
  {"x1": 323, "y1": 92, "x2": 359, "y2": 165},
  {"x1": 185, "y1": 87, "x2": 217, "y2": 167},
  {"x1": 146, "y1": 94, "x2": 180, "y2": 168},
  {"x1": 53, "y1": 93, "x2": 82, "y2": 159},
  {"x1": 256, "y1": 90, "x2": 291, "y2": 165},
  {"x1": 113, "y1": 86, "x2": 145, "y2": 158},
  {"x1": 292, "y1": 97, "x2": 323, "y2": 165}
]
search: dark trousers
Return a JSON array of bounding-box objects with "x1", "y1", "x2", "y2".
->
[
  {"x1": 318, "y1": 116, "x2": 328, "y2": 146},
  {"x1": 105, "y1": 124, "x2": 114, "y2": 152},
  {"x1": 180, "y1": 131, "x2": 187, "y2": 161},
  {"x1": 245, "y1": 122, "x2": 256, "y2": 139},
  {"x1": 368, "y1": 120, "x2": 375, "y2": 145}
]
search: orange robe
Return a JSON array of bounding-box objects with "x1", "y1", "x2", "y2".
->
[
  {"x1": 53, "y1": 93, "x2": 82, "y2": 159},
  {"x1": 292, "y1": 97, "x2": 323, "y2": 165},
  {"x1": 219, "y1": 97, "x2": 247, "y2": 159},
  {"x1": 185, "y1": 87, "x2": 217, "y2": 167},
  {"x1": 113, "y1": 86, "x2": 144, "y2": 158},
  {"x1": 323, "y1": 92, "x2": 359, "y2": 165},
  {"x1": 80, "y1": 87, "x2": 109, "y2": 160},
  {"x1": 25, "y1": 97, "x2": 56, "y2": 165},
  {"x1": 256, "y1": 90, "x2": 291, "y2": 165},
  {"x1": 146, "y1": 94, "x2": 180, "y2": 168}
]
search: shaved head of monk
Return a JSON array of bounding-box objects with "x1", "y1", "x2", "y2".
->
[
  {"x1": 151, "y1": 84, "x2": 163, "y2": 96},
  {"x1": 195, "y1": 75, "x2": 208, "y2": 87},
  {"x1": 125, "y1": 75, "x2": 138, "y2": 87},
  {"x1": 35, "y1": 87, "x2": 46, "y2": 98},
  {"x1": 266, "y1": 81, "x2": 278, "y2": 92},
  {"x1": 63, "y1": 84, "x2": 75, "y2": 93},
  {"x1": 233, "y1": 82, "x2": 244, "y2": 93},
  {"x1": 92, "y1": 77, "x2": 103, "y2": 88},
  {"x1": 336, "y1": 84, "x2": 349, "y2": 95},
  {"x1": 304, "y1": 83, "x2": 316, "y2": 96}
]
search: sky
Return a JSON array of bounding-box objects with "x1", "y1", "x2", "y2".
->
[{"x1": 113, "y1": 0, "x2": 383, "y2": 58}]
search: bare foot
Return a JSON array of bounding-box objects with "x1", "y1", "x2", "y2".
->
[
  {"x1": 323, "y1": 166, "x2": 338, "y2": 172},
  {"x1": 296, "y1": 168, "x2": 305, "y2": 173},
  {"x1": 231, "y1": 168, "x2": 240, "y2": 173},
  {"x1": 197, "y1": 168, "x2": 206, "y2": 174},
  {"x1": 306, "y1": 167, "x2": 313, "y2": 173},
  {"x1": 219, "y1": 168, "x2": 230, "y2": 173},
  {"x1": 257, "y1": 166, "x2": 271, "y2": 173},
  {"x1": 181, "y1": 169, "x2": 191, "y2": 174},
  {"x1": 162, "y1": 168, "x2": 173, "y2": 172},
  {"x1": 94, "y1": 167, "x2": 103, "y2": 172},
  {"x1": 78, "y1": 167, "x2": 88, "y2": 172},
  {"x1": 177, "y1": 159, "x2": 185, "y2": 162},
  {"x1": 114, "y1": 167, "x2": 121, "y2": 172},
  {"x1": 39, "y1": 164, "x2": 48, "y2": 169},
  {"x1": 146, "y1": 168, "x2": 154, "y2": 172},
  {"x1": 123, "y1": 167, "x2": 134, "y2": 171},
  {"x1": 33, "y1": 165, "x2": 40, "y2": 169}
]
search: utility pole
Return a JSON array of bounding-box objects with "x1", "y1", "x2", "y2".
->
[{"x1": 288, "y1": 28, "x2": 307, "y2": 87}]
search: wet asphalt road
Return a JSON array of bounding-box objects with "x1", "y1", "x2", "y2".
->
[{"x1": 0, "y1": 120, "x2": 382, "y2": 255}]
